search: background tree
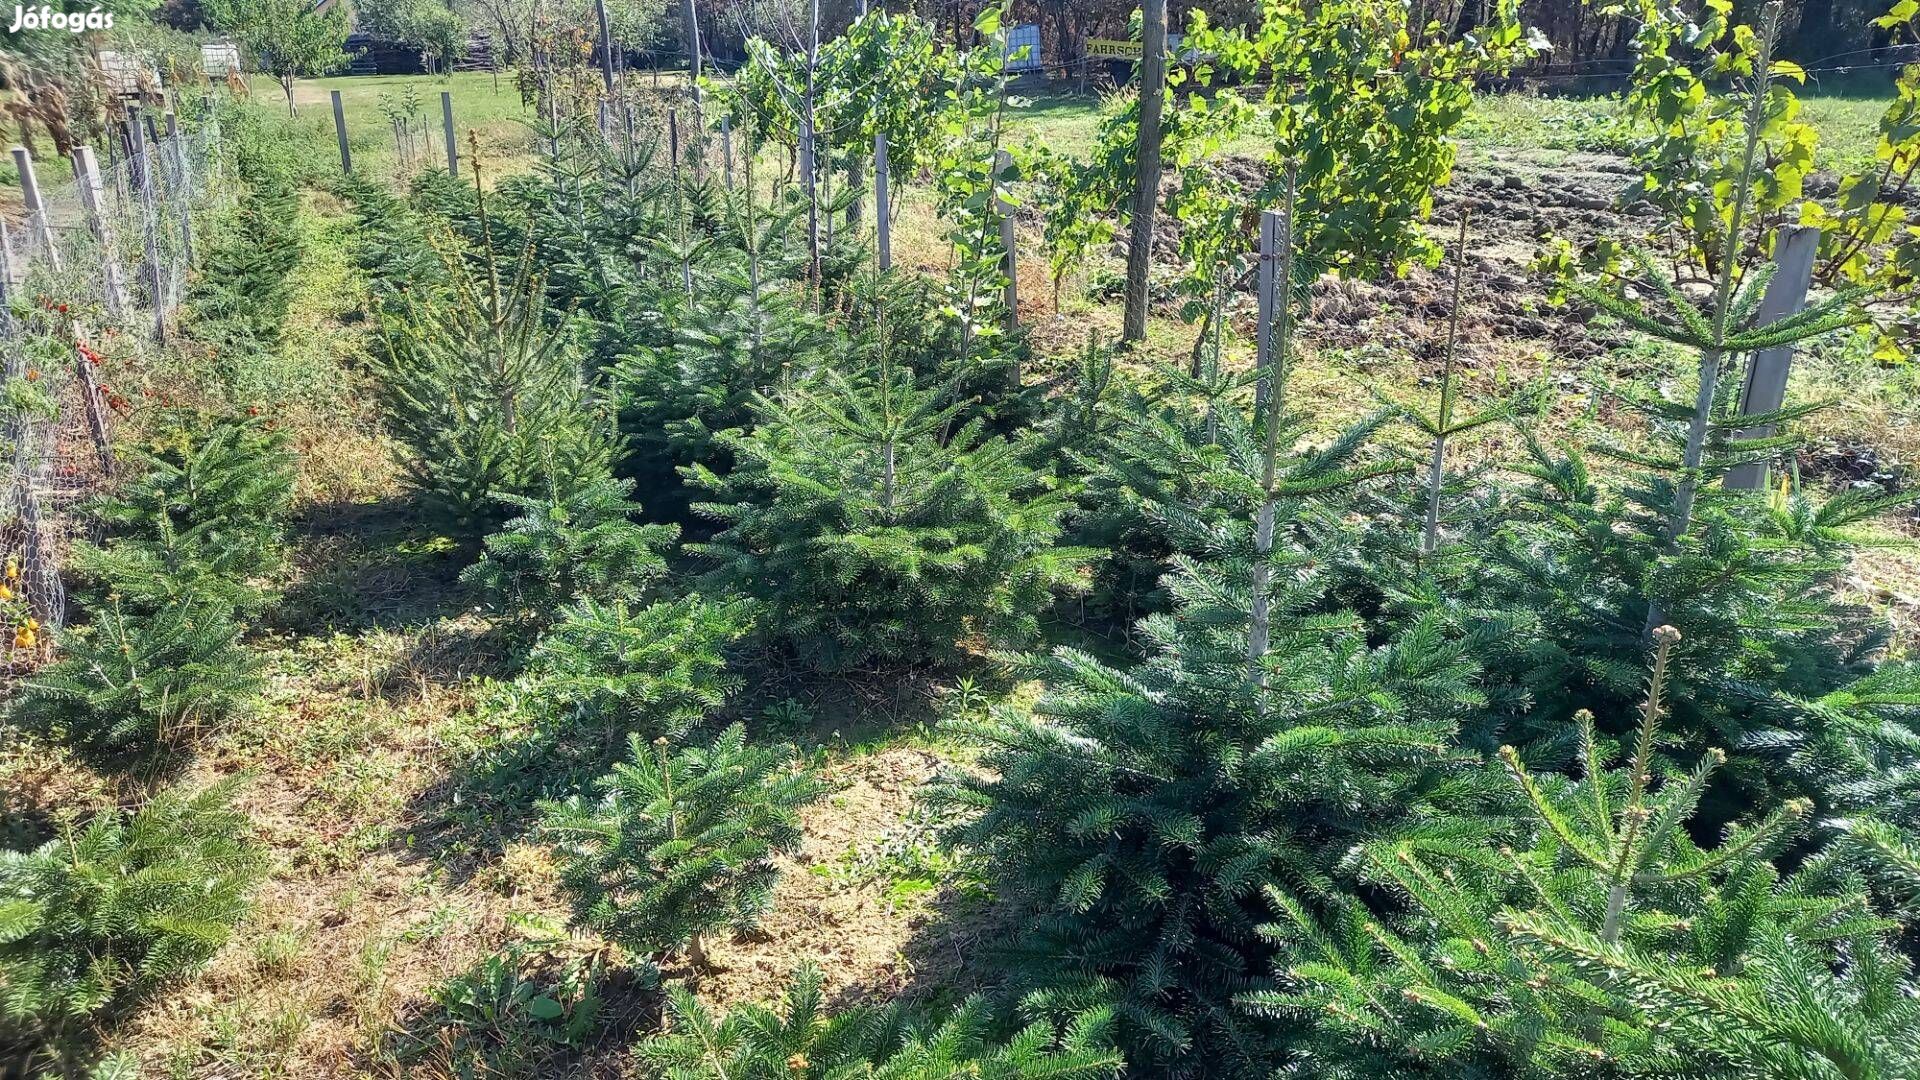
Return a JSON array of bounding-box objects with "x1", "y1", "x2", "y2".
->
[
  {"x1": 356, "y1": 0, "x2": 469, "y2": 73},
  {"x1": 206, "y1": 0, "x2": 351, "y2": 114}
]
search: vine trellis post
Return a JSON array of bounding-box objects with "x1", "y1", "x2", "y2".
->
[
  {"x1": 874, "y1": 132, "x2": 891, "y2": 270},
  {"x1": 1724, "y1": 224, "x2": 1820, "y2": 491}
]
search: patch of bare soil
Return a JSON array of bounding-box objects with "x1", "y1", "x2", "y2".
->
[{"x1": 683, "y1": 745, "x2": 1007, "y2": 1014}]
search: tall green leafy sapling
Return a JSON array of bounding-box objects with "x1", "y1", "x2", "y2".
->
[
  {"x1": 541, "y1": 726, "x2": 826, "y2": 969},
  {"x1": 1556, "y1": 2, "x2": 1867, "y2": 629}
]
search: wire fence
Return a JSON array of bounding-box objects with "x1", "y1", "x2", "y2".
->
[{"x1": 0, "y1": 106, "x2": 231, "y2": 667}]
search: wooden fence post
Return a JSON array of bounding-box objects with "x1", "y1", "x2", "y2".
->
[
  {"x1": 1725, "y1": 224, "x2": 1822, "y2": 491},
  {"x1": 74, "y1": 337, "x2": 115, "y2": 478},
  {"x1": 9, "y1": 147, "x2": 60, "y2": 270},
  {"x1": 71, "y1": 147, "x2": 129, "y2": 318},
  {"x1": 331, "y1": 89, "x2": 351, "y2": 173},
  {"x1": 874, "y1": 132, "x2": 890, "y2": 270},
  {"x1": 441, "y1": 92, "x2": 458, "y2": 176}
]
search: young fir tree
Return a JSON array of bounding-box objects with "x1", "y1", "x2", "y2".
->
[
  {"x1": 460, "y1": 474, "x2": 677, "y2": 625},
  {"x1": 187, "y1": 141, "x2": 303, "y2": 354},
  {"x1": 371, "y1": 185, "x2": 617, "y2": 537},
  {"x1": 608, "y1": 235, "x2": 831, "y2": 516},
  {"x1": 72, "y1": 416, "x2": 296, "y2": 614},
  {"x1": 18, "y1": 598, "x2": 261, "y2": 761},
  {"x1": 337, "y1": 172, "x2": 447, "y2": 314},
  {"x1": 636, "y1": 962, "x2": 1125, "y2": 1078},
  {"x1": 515, "y1": 594, "x2": 752, "y2": 751},
  {"x1": 951, "y1": 190, "x2": 1490, "y2": 1073},
  {"x1": 685, "y1": 355, "x2": 1086, "y2": 671},
  {"x1": 540, "y1": 725, "x2": 826, "y2": 969},
  {"x1": 1262, "y1": 626, "x2": 1920, "y2": 1079},
  {"x1": 0, "y1": 780, "x2": 264, "y2": 1075}
]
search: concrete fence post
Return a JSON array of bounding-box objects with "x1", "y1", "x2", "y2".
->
[
  {"x1": 163, "y1": 111, "x2": 194, "y2": 269},
  {"x1": 1255, "y1": 209, "x2": 1281, "y2": 411},
  {"x1": 126, "y1": 108, "x2": 167, "y2": 342},
  {"x1": 71, "y1": 147, "x2": 130, "y2": 318},
  {"x1": 9, "y1": 147, "x2": 59, "y2": 270}
]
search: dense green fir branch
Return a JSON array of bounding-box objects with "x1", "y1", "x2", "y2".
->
[
  {"x1": 637, "y1": 963, "x2": 1124, "y2": 1078},
  {"x1": 461, "y1": 474, "x2": 678, "y2": 625},
  {"x1": 0, "y1": 781, "x2": 264, "y2": 1075},
  {"x1": 540, "y1": 726, "x2": 826, "y2": 967}
]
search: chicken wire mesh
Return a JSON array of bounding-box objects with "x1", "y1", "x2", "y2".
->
[{"x1": 1, "y1": 109, "x2": 229, "y2": 669}]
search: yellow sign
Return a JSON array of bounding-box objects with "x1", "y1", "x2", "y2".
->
[{"x1": 1086, "y1": 38, "x2": 1142, "y2": 59}]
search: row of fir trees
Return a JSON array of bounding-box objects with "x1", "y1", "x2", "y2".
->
[
  {"x1": 9, "y1": 0, "x2": 1920, "y2": 1074},
  {"x1": 326, "y1": 29, "x2": 1920, "y2": 1074},
  {"x1": 4, "y1": 106, "x2": 306, "y2": 1076}
]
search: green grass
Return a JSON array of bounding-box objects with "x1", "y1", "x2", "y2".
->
[
  {"x1": 1799, "y1": 91, "x2": 1892, "y2": 172},
  {"x1": 249, "y1": 71, "x2": 537, "y2": 182}
]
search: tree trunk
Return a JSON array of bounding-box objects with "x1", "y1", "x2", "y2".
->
[{"x1": 1121, "y1": 0, "x2": 1167, "y2": 344}]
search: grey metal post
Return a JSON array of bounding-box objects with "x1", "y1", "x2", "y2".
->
[
  {"x1": 721, "y1": 115, "x2": 734, "y2": 189},
  {"x1": 668, "y1": 109, "x2": 681, "y2": 173},
  {"x1": 594, "y1": 0, "x2": 617, "y2": 129},
  {"x1": 1254, "y1": 209, "x2": 1280, "y2": 410},
  {"x1": 72, "y1": 147, "x2": 130, "y2": 318},
  {"x1": 874, "y1": 132, "x2": 890, "y2": 270},
  {"x1": 683, "y1": 0, "x2": 705, "y2": 173},
  {"x1": 996, "y1": 148, "x2": 1017, "y2": 330},
  {"x1": 127, "y1": 110, "x2": 167, "y2": 342},
  {"x1": 1725, "y1": 224, "x2": 1822, "y2": 491},
  {"x1": 441, "y1": 92, "x2": 458, "y2": 176},
  {"x1": 331, "y1": 89, "x2": 351, "y2": 172},
  {"x1": 163, "y1": 111, "x2": 194, "y2": 269},
  {"x1": 9, "y1": 147, "x2": 59, "y2": 270}
]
